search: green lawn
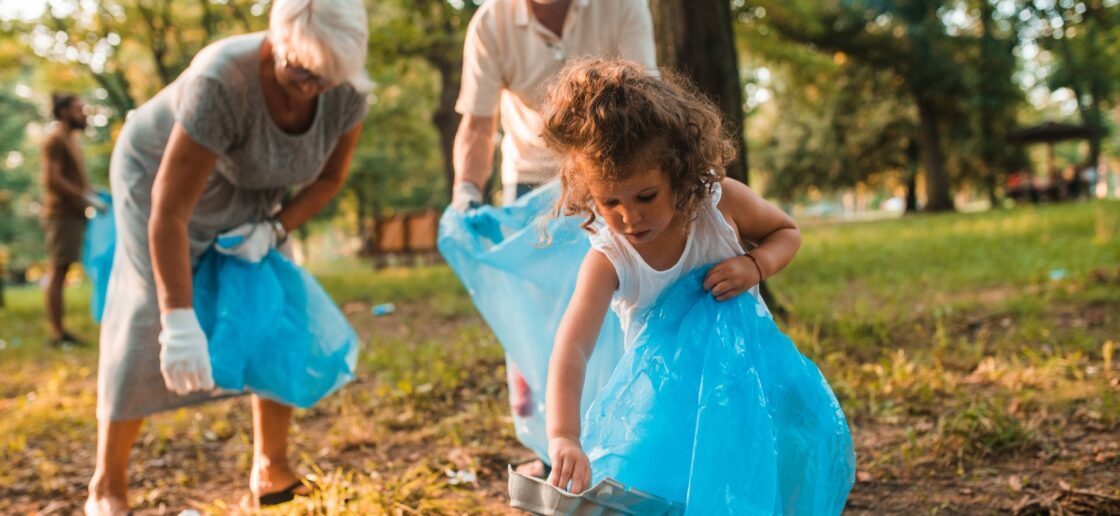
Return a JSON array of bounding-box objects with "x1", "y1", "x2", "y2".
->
[{"x1": 1, "y1": 201, "x2": 1118, "y2": 513}]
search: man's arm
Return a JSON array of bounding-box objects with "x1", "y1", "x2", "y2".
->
[
  {"x1": 451, "y1": 8, "x2": 503, "y2": 209},
  {"x1": 453, "y1": 114, "x2": 498, "y2": 191}
]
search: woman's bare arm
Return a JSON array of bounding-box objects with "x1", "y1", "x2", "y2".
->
[{"x1": 149, "y1": 124, "x2": 219, "y2": 311}]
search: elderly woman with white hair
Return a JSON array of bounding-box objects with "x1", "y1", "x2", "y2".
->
[{"x1": 86, "y1": 0, "x2": 370, "y2": 513}]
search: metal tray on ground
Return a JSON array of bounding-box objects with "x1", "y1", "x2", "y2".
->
[{"x1": 508, "y1": 466, "x2": 685, "y2": 516}]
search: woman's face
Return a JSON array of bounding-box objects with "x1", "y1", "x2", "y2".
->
[{"x1": 273, "y1": 54, "x2": 335, "y2": 101}]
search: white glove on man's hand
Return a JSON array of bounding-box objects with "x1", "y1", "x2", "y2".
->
[
  {"x1": 214, "y1": 221, "x2": 276, "y2": 263},
  {"x1": 83, "y1": 192, "x2": 109, "y2": 213},
  {"x1": 158, "y1": 308, "x2": 214, "y2": 395},
  {"x1": 451, "y1": 182, "x2": 484, "y2": 212}
]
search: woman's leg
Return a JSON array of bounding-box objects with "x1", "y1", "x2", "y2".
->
[
  {"x1": 86, "y1": 418, "x2": 143, "y2": 515},
  {"x1": 250, "y1": 395, "x2": 304, "y2": 496}
]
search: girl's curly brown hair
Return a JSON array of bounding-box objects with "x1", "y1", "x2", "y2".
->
[{"x1": 542, "y1": 58, "x2": 736, "y2": 231}]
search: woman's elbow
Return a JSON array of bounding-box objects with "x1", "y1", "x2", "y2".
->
[{"x1": 147, "y1": 206, "x2": 188, "y2": 242}]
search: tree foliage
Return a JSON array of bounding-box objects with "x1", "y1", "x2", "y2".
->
[
  {"x1": 734, "y1": 0, "x2": 1084, "y2": 209},
  {"x1": 1025, "y1": 0, "x2": 1120, "y2": 169}
]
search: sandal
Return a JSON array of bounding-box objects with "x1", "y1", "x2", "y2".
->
[{"x1": 257, "y1": 479, "x2": 311, "y2": 507}]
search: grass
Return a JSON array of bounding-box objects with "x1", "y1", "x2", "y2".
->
[{"x1": 1, "y1": 200, "x2": 1118, "y2": 513}]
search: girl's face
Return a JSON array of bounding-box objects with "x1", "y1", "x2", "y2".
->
[{"x1": 588, "y1": 167, "x2": 680, "y2": 246}]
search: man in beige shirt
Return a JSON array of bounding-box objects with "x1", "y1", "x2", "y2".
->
[
  {"x1": 40, "y1": 92, "x2": 105, "y2": 347},
  {"x1": 449, "y1": 0, "x2": 656, "y2": 475},
  {"x1": 451, "y1": 0, "x2": 657, "y2": 209}
]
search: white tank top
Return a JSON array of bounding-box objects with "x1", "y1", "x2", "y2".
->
[{"x1": 589, "y1": 183, "x2": 768, "y2": 349}]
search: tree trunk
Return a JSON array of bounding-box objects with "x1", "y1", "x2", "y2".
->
[
  {"x1": 1086, "y1": 82, "x2": 1103, "y2": 171},
  {"x1": 650, "y1": 0, "x2": 749, "y2": 184},
  {"x1": 650, "y1": 0, "x2": 787, "y2": 315},
  {"x1": 978, "y1": 2, "x2": 1002, "y2": 209},
  {"x1": 985, "y1": 174, "x2": 999, "y2": 207},
  {"x1": 904, "y1": 142, "x2": 920, "y2": 213},
  {"x1": 430, "y1": 57, "x2": 462, "y2": 201},
  {"x1": 905, "y1": 167, "x2": 919, "y2": 213},
  {"x1": 914, "y1": 94, "x2": 954, "y2": 211}
]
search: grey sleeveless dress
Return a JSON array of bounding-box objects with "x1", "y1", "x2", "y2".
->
[{"x1": 98, "y1": 33, "x2": 368, "y2": 421}]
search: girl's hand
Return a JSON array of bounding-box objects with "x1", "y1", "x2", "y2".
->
[
  {"x1": 703, "y1": 255, "x2": 762, "y2": 301},
  {"x1": 547, "y1": 436, "x2": 591, "y2": 493}
]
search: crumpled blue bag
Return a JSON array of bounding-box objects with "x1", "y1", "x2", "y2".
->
[
  {"x1": 582, "y1": 266, "x2": 856, "y2": 515},
  {"x1": 81, "y1": 190, "x2": 115, "y2": 322},
  {"x1": 192, "y1": 249, "x2": 360, "y2": 409},
  {"x1": 438, "y1": 182, "x2": 625, "y2": 461}
]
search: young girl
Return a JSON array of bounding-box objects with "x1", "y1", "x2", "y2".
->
[{"x1": 540, "y1": 59, "x2": 855, "y2": 513}]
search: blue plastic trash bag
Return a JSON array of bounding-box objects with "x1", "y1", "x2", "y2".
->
[
  {"x1": 438, "y1": 181, "x2": 625, "y2": 461},
  {"x1": 192, "y1": 249, "x2": 360, "y2": 409},
  {"x1": 81, "y1": 190, "x2": 115, "y2": 322},
  {"x1": 582, "y1": 267, "x2": 856, "y2": 515}
]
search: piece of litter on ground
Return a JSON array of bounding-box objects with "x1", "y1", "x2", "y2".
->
[
  {"x1": 445, "y1": 468, "x2": 477, "y2": 485},
  {"x1": 1048, "y1": 268, "x2": 1068, "y2": 281},
  {"x1": 371, "y1": 302, "x2": 396, "y2": 316},
  {"x1": 177, "y1": 510, "x2": 201, "y2": 516}
]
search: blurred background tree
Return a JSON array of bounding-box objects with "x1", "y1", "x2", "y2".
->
[{"x1": 0, "y1": 0, "x2": 1117, "y2": 275}]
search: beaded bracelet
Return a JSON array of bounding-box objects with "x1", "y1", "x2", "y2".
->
[{"x1": 743, "y1": 251, "x2": 765, "y2": 283}]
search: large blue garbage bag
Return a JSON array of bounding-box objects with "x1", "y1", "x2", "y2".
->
[
  {"x1": 582, "y1": 267, "x2": 856, "y2": 515},
  {"x1": 437, "y1": 182, "x2": 625, "y2": 461},
  {"x1": 192, "y1": 249, "x2": 360, "y2": 409},
  {"x1": 81, "y1": 190, "x2": 115, "y2": 322}
]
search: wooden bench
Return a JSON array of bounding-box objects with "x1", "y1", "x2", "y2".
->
[{"x1": 368, "y1": 208, "x2": 443, "y2": 268}]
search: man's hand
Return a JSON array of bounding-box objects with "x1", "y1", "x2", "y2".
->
[{"x1": 451, "y1": 181, "x2": 484, "y2": 212}]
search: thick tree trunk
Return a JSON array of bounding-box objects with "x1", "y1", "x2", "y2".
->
[
  {"x1": 650, "y1": 0, "x2": 749, "y2": 184},
  {"x1": 650, "y1": 0, "x2": 788, "y2": 315},
  {"x1": 428, "y1": 56, "x2": 464, "y2": 201},
  {"x1": 914, "y1": 94, "x2": 954, "y2": 212}
]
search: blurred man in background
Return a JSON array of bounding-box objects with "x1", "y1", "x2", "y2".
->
[{"x1": 40, "y1": 92, "x2": 104, "y2": 347}]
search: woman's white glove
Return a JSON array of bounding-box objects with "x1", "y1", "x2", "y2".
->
[
  {"x1": 214, "y1": 221, "x2": 276, "y2": 263},
  {"x1": 158, "y1": 308, "x2": 214, "y2": 395},
  {"x1": 451, "y1": 182, "x2": 483, "y2": 212}
]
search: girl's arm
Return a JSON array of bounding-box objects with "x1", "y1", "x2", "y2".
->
[
  {"x1": 547, "y1": 249, "x2": 618, "y2": 493},
  {"x1": 703, "y1": 178, "x2": 802, "y2": 301}
]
